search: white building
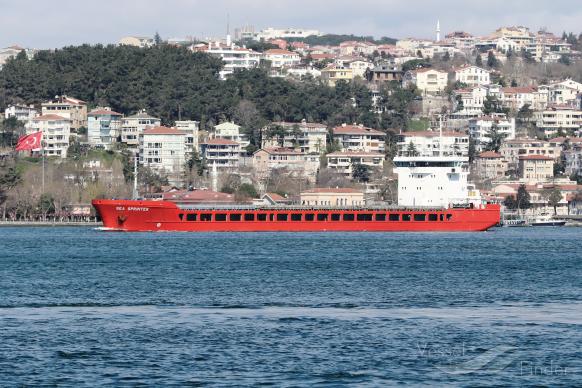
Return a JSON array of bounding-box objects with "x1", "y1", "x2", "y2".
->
[
  {"x1": 175, "y1": 120, "x2": 200, "y2": 154},
  {"x1": 87, "y1": 108, "x2": 123, "y2": 148},
  {"x1": 398, "y1": 131, "x2": 470, "y2": 157},
  {"x1": 261, "y1": 120, "x2": 327, "y2": 154},
  {"x1": 453, "y1": 86, "x2": 488, "y2": 116},
  {"x1": 468, "y1": 115, "x2": 516, "y2": 152},
  {"x1": 332, "y1": 124, "x2": 386, "y2": 153},
  {"x1": 253, "y1": 147, "x2": 319, "y2": 183},
  {"x1": 263, "y1": 49, "x2": 301, "y2": 69},
  {"x1": 454, "y1": 65, "x2": 491, "y2": 87},
  {"x1": 119, "y1": 36, "x2": 154, "y2": 48},
  {"x1": 403, "y1": 68, "x2": 448, "y2": 95},
  {"x1": 4, "y1": 105, "x2": 38, "y2": 121},
  {"x1": 200, "y1": 138, "x2": 240, "y2": 170},
  {"x1": 121, "y1": 110, "x2": 161, "y2": 148},
  {"x1": 193, "y1": 42, "x2": 261, "y2": 79},
  {"x1": 139, "y1": 126, "x2": 187, "y2": 184},
  {"x1": 334, "y1": 57, "x2": 373, "y2": 78},
  {"x1": 548, "y1": 80, "x2": 582, "y2": 105},
  {"x1": 394, "y1": 156, "x2": 470, "y2": 207},
  {"x1": 326, "y1": 151, "x2": 385, "y2": 177},
  {"x1": 534, "y1": 106, "x2": 582, "y2": 135},
  {"x1": 256, "y1": 27, "x2": 321, "y2": 40},
  {"x1": 26, "y1": 114, "x2": 71, "y2": 158},
  {"x1": 213, "y1": 121, "x2": 249, "y2": 150}
]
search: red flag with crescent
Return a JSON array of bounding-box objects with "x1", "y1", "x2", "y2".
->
[{"x1": 15, "y1": 131, "x2": 43, "y2": 151}]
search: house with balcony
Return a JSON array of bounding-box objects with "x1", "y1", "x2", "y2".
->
[
  {"x1": 326, "y1": 151, "x2": 384, "y2": 178},
  {"x1": 518, "y1": 155, "x2": 554, "y2": 183},
  {"x1": 475, "y1": 151, "x2": 508, "y2": 180},
  {"x1": 454, "y1": 65, "x2": 491, "y2": 87},
  {"x1": 41, "y1": 95, "x2": 87, "y2": 131},
  {"x1": 534, "y1": 106, "x2": 582, "y2": 136},
  {"x1": 139, "y1": 126, "x2": 188, "y2": 185},
  {"x1": 26, "y1": 114, "x2": 71, "y2": 158},
  {"x1": 468, "y1": 115, "x2": 515, "y2": 152},
  {"x1": 87, "y1": 108, "x2": 123, "y2": 148},
  {"x1": 253, "y1": 147, "x2": 319, "y2": 183},
  {"x1": 121, "y1": 110, "x2": 161, "y2": 148},
  {"x1": 261, "y1": 120, "x2": 327, "y2": 154},
  {"x1": 332, "y1": 124, "x2": 386, "y2": 153},
  {"x1": 403, "y1": 68, "x2": 448, "y2": 95},
  {"x1": 200, "y1": 138, "x2": 240, "y2": 170},
  {"x1": 4, "y1": 104, "x2": 38, "y2": 122},
  {"x1": 397, "y1": 131, "x2": 469, "y2": 157}
]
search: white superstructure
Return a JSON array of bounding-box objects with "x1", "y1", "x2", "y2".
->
[{"x1": 394, "y1": 156, "x2": 470, "y2": 207}]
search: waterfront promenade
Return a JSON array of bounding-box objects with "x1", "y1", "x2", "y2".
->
[{"x1": 0, "y1": 220, "x2": 102, "y2": 227}]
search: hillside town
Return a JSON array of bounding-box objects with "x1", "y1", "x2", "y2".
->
[{"x1": 2, "y1": 23, "x2": 582, "y2": 221}]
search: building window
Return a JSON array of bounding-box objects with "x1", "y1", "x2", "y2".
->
[
  {"x1": 230, "y1": 214, "x2": 242, "y2": 221},
  {"x1": 215, "y1": 213, "x2": 227, "y2": 222},
  {"x1": 200, "y1": 213, "x2": 212, "y2": 221},
  {"x1": 402, "y1": 214, "x2": 412, "y2": 221},
  {"x1": 428, "y1": 214, "x2": 438, "y2": 222},
  {"x1": 276, "y1": 214, "x2": 288, "y2": 221},
  {"x1": 305, "y1": 214, "x2": 315, "y2": 221},
  {"x1": 257, "y1": 214, "x2": 267, "y2": 221},
  {"x1": 186, "y1": 214, "x2": 197, "y2": 221},
  {"x1": 389, "y1": 214, "x2": 400, "y2": 221},
  {"x1": 291, "y1": 214, "x2": 302, "y2": 221},
  {"x1": 343, "y1": 214, "x2": 355, "y2": 221},
  {"x1": 331, "y1": 214, "x2": 341, "y2": 221},
  {"x1": 317, "y1": 213, "x2": 328, "y2": 221},
  {"x1": 357, "y1": 214, "x2": 373, "y2": 221},
  {"x1": 244, "y1": 214, "x2": 255, "y2": 221},
  {"x1": 375, "y1": 214, "x2": 386, "y2": 221},
  {"x1": 414, "y1": 214, "x2": 426, "y2": 222}
]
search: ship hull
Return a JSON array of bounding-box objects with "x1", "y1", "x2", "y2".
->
[{"x1": 92, "y1": 200, "x2": 500, "y2": 232}]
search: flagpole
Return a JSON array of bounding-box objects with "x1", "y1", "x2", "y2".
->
[{"x1": 41, "y1": 138, "x2": 45, "y2": 195}]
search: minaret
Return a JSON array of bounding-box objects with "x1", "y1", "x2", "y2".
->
[
  {"x1": 436, "y1": 20, "x2": 441, "y2": 42},
  {"x1": 226, "y1": 13, "x2": 232, "y2": 46},
  {"x1": 212, "y1": 162, "x2": 218, "y2": 192}
]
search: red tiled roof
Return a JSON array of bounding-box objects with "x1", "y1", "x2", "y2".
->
[
  {"x1": 33, "y1": 114, "x2": 69, "y2": 121},
  {"x1": 88, "y1": 109, "x2": 122, "y2": 116},
  {"x1": 302, "y1": 187, "x2": 363, "y2": 194},
  {"x1": 265, "y1": 192, "x2": 286, "y2": 201},
  {"x1": 143, "y1": 126, "x2": 184, "y2": 135},
  {"x1": 478, "y1": 151, "x2": 503, "y2": 158},
  {"x1": 518, "y1": 155, "x2": 554, "y2": 161},
  {"x1": 333, "y1": 125, "x2": 385, "y2": 136},
  {"x1": 502, "y1": 86, "x2": 537, "y2": 94}
]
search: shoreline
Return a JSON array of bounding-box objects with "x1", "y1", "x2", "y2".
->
[{"x1": 0, "y1": 221, "x2": 102, "y2": 227}]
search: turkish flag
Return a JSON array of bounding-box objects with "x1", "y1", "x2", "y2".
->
[{"x1": 15, "y1": 132, "x2": 43, "y2": 151}]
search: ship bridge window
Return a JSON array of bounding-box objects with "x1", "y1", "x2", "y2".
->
[
  {"x1": 215, "y1": 213, "x2": 227, "y2": 222},
  {"x1": 305, "y1": 213, "x2": 315, "y2": 221},
  {"x1": 428, "y1": 214, "x2": 438, "y2": 222},
  {"x1": 291, "y1": 213, "x2": 302, "y2": 221},
  {"x1": 277, "y1": 213, "x2": 288, "y2": 221},
  {"x1": 317, "y1": 213, "x2": 328, "y2": 221},
  {"x1": 357, "y1": 214, "x2": 373, "y2": 221},
  {"x1": 389, "y1": 214, "x2": 400, "y2": 221},
  {"x1": 414, "y1": 214, "x2": 426, "y2": 222},
  {"x1": 186, "y1": 213, "x2": 197, "y2": 221},
  {"x1": 258, "y1": 213, "x2": 267, "y2": 221},
  {"x1": 375, "y1": 214, "x2": 386, "y2": 221},
  {"x1": 402, "y1": 214, "x2": 411, "y2": 221},
  {"x1": 201, "y1": 213, "x2": 212, "y2": 221},
  {"x1": 244, "y1": 214, "x2": 255, "y2": 221},
  {"x1": 230, "y1": 214, "x2": 242, "y2": 221},
  {"x1": 343, "y1": 214, "x2": 355, "y2": 221},
  {"x1": 331, "y1": 214, "x2": 341, "y2": 221}
]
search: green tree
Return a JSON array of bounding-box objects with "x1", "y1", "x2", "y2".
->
[
  {"x1": 406, "y1": 141, "x2": 419, "y2": 156},
  {"x1": 543, "y1": 187, "x2": 563, "y2": 215},
  {"x1": 504, "y1": 195, "x2": 517, "y2": 210},
  {"x1": 475, "y1": 54, "x2": 483, "y2": 66},
  {"x1": 487, "y1": 51, "x2": 499, "y2": 68},
  {"x1": 352, "y1": 163, "x2": 370, "y2": 182},
  {"x1": 516, "y1": 184, "x2": 532, "y2": 211},
  {"x1": 0, "y1": 165, "x2": 21, "y2": 206},
  {"x1": 38, "y1": 193, "x2": 55, "y2": 220},
  {"x1": 484, "y1": 124, "x2": 505, "y2": 152}
]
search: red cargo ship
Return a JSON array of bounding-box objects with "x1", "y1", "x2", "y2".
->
[{"x1": 92, "y1": 199, "x2": 500, "y2": 232}]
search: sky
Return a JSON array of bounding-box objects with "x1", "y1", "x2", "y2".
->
[{"x1": 1, "y1": 0, "x2": 582, "y2": 49}]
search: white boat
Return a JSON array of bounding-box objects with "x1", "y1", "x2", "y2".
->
[{"x1": 529, "y1": 214, "x2": 567, "y2": 227}]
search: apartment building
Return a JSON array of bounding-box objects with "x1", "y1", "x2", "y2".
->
[
  {"x1": 139, "y1": 126, "x2": 187, "y2": 184},
  {"x1": 121, "y1": 110, "x2": 161, "y2": 148},
  {"x1": 534, "y1": 106, "x2": 582, "y2": 135},
  {"x1": 454, "y1": 65, "x2": 491, "y2": 87},
  {"x1": 27, "y1": 114, "x2": 71, "y2": 158},
  {"x1": 397, "y1": 131, "x2": 470, "y2": 157},
  {"x1": 475, "y1": 151, "x2": 508, "y2": 180},
  {"x1": 87, "y1": 108, "x2": 123, "y2": 148},
  {"x1": 200, "y1": 138, "x2": 240, "y2": 169},
  {"x1": 41, "y1": 95, "x2": 87, "y2": 130},
  {"x1": 263, "y1": 49, "x2": 301, "y2": 68},
  {"x1": 332, "y1": 124, "x2": 386, "y2": 153},
  {"x1": 4, "y1": 104, "x2": 38, "y2": 122},
  {"x1": 500, "y1": 138, "x2": 561, "y2": 169},
  {"x1": 468, "y1": 115, "x2": 516, "y2": 152},
  {"x1": 403, "y1": 68, "x2": 448, "y2": 94},
  {"x1": 261, "y1": 120, "x2": 327, "y2": 154},
  {"x1": 518, "y1": 155, "x2": 554, "y2": 182},
  {"x1": 326, "y1": 151, "x2": 384, "y2": 177},
  {"x1": 253, "y1": 147, "x2": 319, "y2": 183}
]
